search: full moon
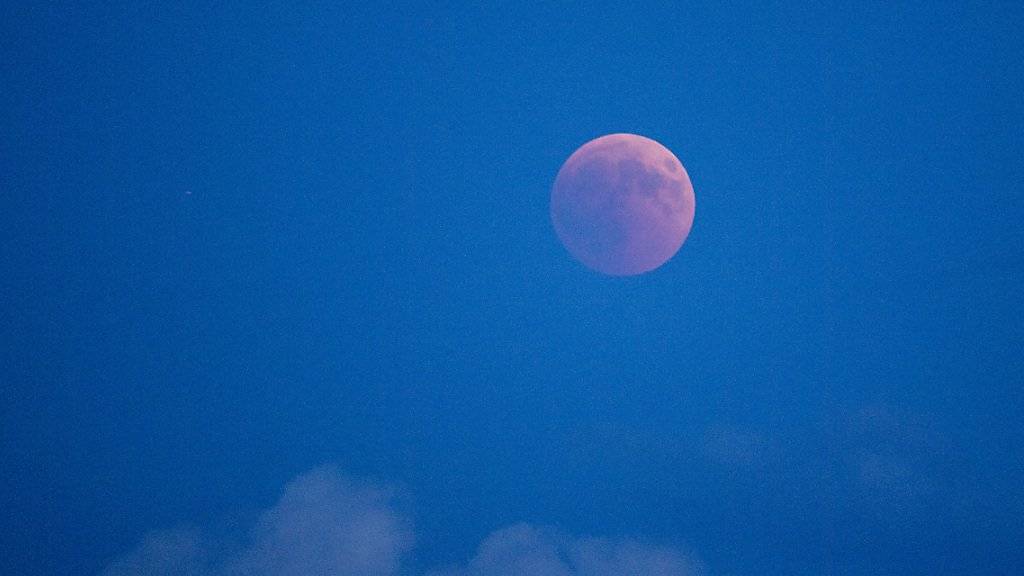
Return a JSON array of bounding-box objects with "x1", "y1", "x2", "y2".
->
[{"x1": 550, "y1": 133, "x2": 695, "y2": 276}]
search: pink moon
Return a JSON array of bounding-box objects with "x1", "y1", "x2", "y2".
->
[{"x1": 550, "y1": 133, "x2": 695, "y2": 276}]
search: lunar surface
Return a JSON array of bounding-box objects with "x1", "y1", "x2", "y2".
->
[{"x1": 550, "y1": 133, "x2": 695, "y2": 276}]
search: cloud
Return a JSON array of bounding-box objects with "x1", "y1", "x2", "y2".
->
[
  {"x1": 222, "y1": 466, "x2": 413, "y2": 576},
  {"x1": 843, "y1": 405, "x2": 949, "y2": 499},
  {"x1": 102, "y1": 529, "x2": 210, "y2": 576},
  {"x1": 103, "y1": 468, "x2": 700, "y2": 576},
  {"x1": 429, "y1": 524, "x2": 701, "y2": 576},
  {"x1": 102, "y1": 466, "x2": 412, "y2": 576}
]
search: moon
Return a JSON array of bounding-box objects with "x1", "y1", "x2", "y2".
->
[{"x1": 550, "y1": 133, "x2": 695, "y2": 276}]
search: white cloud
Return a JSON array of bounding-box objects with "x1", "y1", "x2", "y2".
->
[
  {"x1": 103, "y1": 468, "x2": 700, "y2": 576},
  {"x1": 102, "y1": 466, "x2": 412, "y2": 576},
  {"x1": 429, "y1": 524, "x2": 701, "y2": 576},
  {"x1": 222, "y1": 466, "x2": 413, "y2": 576},
  {"x1": 843, "y1": 405, "x2": 948, "y2": 500},
  {"x1": 101, "y1": 528, "x2": 210, "y2": 576},
  {"x1": 428, "y1": 525, "x2": 572, "y2": 576}
]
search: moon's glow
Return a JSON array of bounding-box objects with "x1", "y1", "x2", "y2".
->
[{"x1": 550, "y1": 133, "x2": 695, "y2": 275}]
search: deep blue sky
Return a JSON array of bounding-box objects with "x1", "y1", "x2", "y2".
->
[{"x1": 3, "y1": 2, "x2": 1023, "y2": 575}]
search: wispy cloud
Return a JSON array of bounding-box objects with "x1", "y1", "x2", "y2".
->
[
  {"x1": 102, "y1": 528, "x2": 210, "y2": 576},
  {"x1": 428, "y1": 524, "x2": 701, "y2": 576},
  {"x1": 102, "y1": 466, "x2": 412, "y2": 576},
  {"x1": 843, "y1": 405, "x2": 950, "y2": 502},
  {"x1": 102, "y1": 467, "x2": 700, "y2": 576}
]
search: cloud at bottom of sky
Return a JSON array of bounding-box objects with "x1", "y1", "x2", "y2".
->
[
  {"x1": 428, "y1": 524, "x2": 701, "y2": 576},
  {"x1": 102, "y1": 466, "x2": 701, "y2": 576}
]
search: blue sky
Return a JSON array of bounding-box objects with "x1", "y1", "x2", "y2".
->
[{"x1": 3, "y1": 2, "x2": 1023, "y2": 575}]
